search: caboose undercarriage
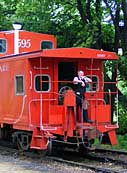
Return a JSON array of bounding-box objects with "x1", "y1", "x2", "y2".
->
[{"x1": 0, "y1": 122, "x2": 117, "y2": 155}]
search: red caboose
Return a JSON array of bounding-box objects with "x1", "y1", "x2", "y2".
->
[{"x1": 0, "y1": 28, "x2": 118, "y2": 153}]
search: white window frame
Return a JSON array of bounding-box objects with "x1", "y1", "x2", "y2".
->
[
  {"x1": 40, "y1": 40, "x2": 54, "y2": 50},
  {"x1": 34, "y1": 74, "x2": 51, "y2": 92},
  {"x1": 15, "y1": 75, "x2": 24, "y2": 95}
]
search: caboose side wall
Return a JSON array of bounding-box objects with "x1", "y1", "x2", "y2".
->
[
  {"x1": 19, "y1": 31, "x2": 57, "y2": 53},
  {"x1": 0, "y1": 57, "x2": 30, "y2": 129},
  {"x1": 0, "y1": 30, "x2": 57, "y2": 57}
]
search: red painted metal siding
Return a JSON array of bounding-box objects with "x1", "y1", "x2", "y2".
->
[
  {"x1": 0, "y1": 58, "x2": 29, "y2": 127},
  {"x1": 0, "y1": 31, "x2": 57, "y2": 57},
  {"x1": 29, "y1": 57, "x2": 55, "y2": 127}
]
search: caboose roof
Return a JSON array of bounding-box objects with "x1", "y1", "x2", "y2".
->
[
  {"x1": 42, "y1": 47, "x2": 118, "y2": 60},
  {"x1": 0, "y1": 47, "x2": 118, "y2": 61}
]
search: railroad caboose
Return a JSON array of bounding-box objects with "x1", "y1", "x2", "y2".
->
[{"x1": 0, "y1": 27, "x2": 118, "y2": 153}]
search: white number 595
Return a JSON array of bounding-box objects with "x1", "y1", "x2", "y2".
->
[{"x1": 18, "y1": 39, "x2": 31, "y2": 48}]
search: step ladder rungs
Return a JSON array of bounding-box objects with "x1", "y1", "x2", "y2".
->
[{"x1": 34, "y1": 135, "x2": 43, "y2": 138}]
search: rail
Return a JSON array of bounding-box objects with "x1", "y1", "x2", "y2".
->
[
  {"x1": 28, "y1": 97, "x2": 56, "y2": 130},
  {"x1": 55, "y1": 80, "x2": 118, "y2": 125},
  {"x1": 28, "y1": 78, "x2": 118, "y2": 129}
]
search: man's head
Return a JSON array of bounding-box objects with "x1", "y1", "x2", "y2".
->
[{"x1": 78, "y1": 70, "x2": 84, "y2": 78}]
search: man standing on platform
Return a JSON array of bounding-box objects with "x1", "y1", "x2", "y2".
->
[{"x1": 73, "y1": 70, "x2": 92, "y2": 123}]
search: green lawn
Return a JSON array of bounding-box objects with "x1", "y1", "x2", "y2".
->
[{"x1": 94, "y1": 134, "x2": 127, "y2": 151}]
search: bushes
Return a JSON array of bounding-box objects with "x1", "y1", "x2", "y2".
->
[
  {"x1": 116, "y1": 134, "x2": 127, "y2": 150},
  {"x1": 116, "y1": 103, "x2": 127, "y2": 135}
]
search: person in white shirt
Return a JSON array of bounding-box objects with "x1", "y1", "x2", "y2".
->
[{"x1": 73, "y1": 70, "x2": 92, "y2": 123}]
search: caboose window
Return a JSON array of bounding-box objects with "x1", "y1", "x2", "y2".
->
[
  {"x1": 41, "y1": 41, "x2": 53, "y2": 49},
  {"x1": 0, "y1": 39, "x2": 6, "y2": 53},
  {"x1": 35, "y1": 75, "x2": 50, "y2": 92},
  {"x1": 15, "y1": 76, "x2": 24, "y2": 95},
  {"x1": 86, "y1": 75, "x2": 98, "y2": 92}
]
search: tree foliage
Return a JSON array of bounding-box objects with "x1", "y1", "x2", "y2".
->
[{"x1": 0, "y1": 0, "x2": 127, "y2": 51}]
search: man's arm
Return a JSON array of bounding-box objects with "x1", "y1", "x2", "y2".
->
[
  {"x1": 73, "y1": 77, "x2": 85, "y2": 86},
  {"x1": 83, "y1": 76, "x2": 92, "y2": 83}
]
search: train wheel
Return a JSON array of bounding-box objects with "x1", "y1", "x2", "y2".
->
[
  {"x1": 12, "y1": 131, "x2": 31, "y2": 151},
  {"x1": 78, "y1": 139, "x2": 95, "y2": 154},
  {"x1": 78, "y1": 144, "x2": 88, "y2": 154},
  {"x1": 16, "y1": 138, "x2": 30, "y2": 151}
]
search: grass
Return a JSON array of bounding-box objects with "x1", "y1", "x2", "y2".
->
[
  {"x1": 114, "y1": 134, "x2": 127, "y2": 150},
  {"x1": 94, "y1": 134, "x2": 127, "y2": 151}
]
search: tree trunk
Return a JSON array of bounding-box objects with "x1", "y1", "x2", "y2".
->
[
  {"x1": 121, "y1": 0, "x2": 127, "y2": 53},
  {"x1": 94, "y1": 0, "x2": 102, "y2": 49},
  {"x1": 76, "y1": 0, "x2": 88, "y2": 25}
]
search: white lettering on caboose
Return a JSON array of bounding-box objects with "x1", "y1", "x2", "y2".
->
[
  {"x1": 18, "y1": 39, "x2": 31, "y2": 48},
  {"x1": 0, "y1": 64, "x2": 9, "y2": 72},
  {"x1": 97, "y1": 54, "x2": 106, "y2": 58}
]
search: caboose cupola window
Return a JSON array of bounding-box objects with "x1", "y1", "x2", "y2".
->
[
  {"x1": 41, "y1": 41, "x2": 53, "y2": 49},
  {"x1": 0, "y1": 39, "x2": 6, "y2": 53},
  {"x1": 15, "y1": 75, "x2": 24, "y2": 95},
  {"x1": 35, "y1": 74, "x2": 50, "y2": 92}
]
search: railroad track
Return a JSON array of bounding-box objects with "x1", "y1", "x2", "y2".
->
[
  {"x1": 0, "y1": 140, "x2": 127, "y2": 173},
  {"x1": 94, "y1": 147, "x2": 127, "y2": 165},
  {"x1": 49, "y1": 147, "x2": 127, "y2": 173},
  {"x1": 95, "y1": 147, "x2": 127, "y2": 155},
  {"x1": 48, "y1": 155, "x2": 127, "y2": 173}
]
